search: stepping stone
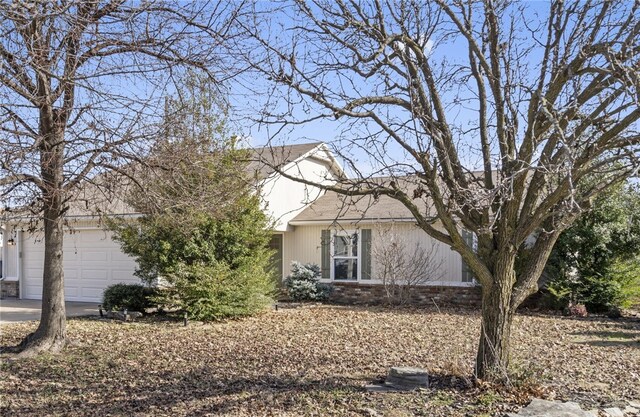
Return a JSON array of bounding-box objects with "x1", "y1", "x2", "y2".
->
[
  {"x1": 507, "y1": 399, "x2": 595, "y2": 417},
  {"x1": 384, "y1": 367, "x2": 429, "y2": 391},
  {"x1": 603, "y1": 408, "x2": 624, "y2": 417},
  {"x1": 624, "y1": 405, "x2": 640, "y2": 415}
]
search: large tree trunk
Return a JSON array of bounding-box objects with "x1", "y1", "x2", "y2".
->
[
  {"x1": 19, "y1": 132, "x2": 67, "y2": 356},
  {"x1": 475, "y1": 272, "x2": 515, "y2": 381}
]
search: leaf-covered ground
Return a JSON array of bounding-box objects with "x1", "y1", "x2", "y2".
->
[{"x1": 1, "y1": 305, "x2": 639, "y2": 416}]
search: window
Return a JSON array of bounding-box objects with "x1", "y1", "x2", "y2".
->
[
  {"x1": 321, "y1": 229, "x2": 372, "y2": 281},
  {"x1": 332, "y1": 231, "x2": 359, "y2": 280}
]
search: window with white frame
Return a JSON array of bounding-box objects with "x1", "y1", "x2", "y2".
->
[{"x1": 331, "y1": 230, "x2": 359, "y2": 280}]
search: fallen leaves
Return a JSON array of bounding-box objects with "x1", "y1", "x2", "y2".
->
[{"x1": 0, "y1": 305, "x2": 638, "y2": 416}]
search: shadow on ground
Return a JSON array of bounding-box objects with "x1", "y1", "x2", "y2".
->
[
  {"x1": 571, "y1": 328, "x2": 640, "y2": 348},
  {"x1": 2, "y1": 366, "x2": 367, "y2": 416}
]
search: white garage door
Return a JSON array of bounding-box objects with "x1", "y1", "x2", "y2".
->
[{"x1": 22, "y1": 228, "x2": 140, "y2": 302}]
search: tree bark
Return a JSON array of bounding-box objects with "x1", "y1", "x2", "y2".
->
[
  {"x1": 19, "y1": 133, "x2": 67, "y2": 356},
  {"x1": 475, "y1": 272, "x2": 515, "y2": 381}
]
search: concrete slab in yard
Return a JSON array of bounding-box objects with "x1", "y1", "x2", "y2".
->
[{"x1": 0, "y1": 299, "x2": 99, "y2": 323}]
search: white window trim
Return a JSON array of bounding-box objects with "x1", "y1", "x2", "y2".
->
[{"x1": 329, "y1": 229, "x2": 361, "y2": 281}]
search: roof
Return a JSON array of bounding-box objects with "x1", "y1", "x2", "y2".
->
[
  {"x1": 290, "y1": 177, "x2": 435, "y2": 224},
  {"x1": 66, "y1": 175, "x2": 137, "y2": 217},
  {"x1": 2, "y1": 142, "x2": 334, "y2": 221},
  {"x1": 245, "y1": 142, "x2": 324, "y2": 179}
]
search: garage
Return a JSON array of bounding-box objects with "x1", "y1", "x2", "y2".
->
[{"x1": 21, "y1": 228, "x2": 139, "y2": 302}]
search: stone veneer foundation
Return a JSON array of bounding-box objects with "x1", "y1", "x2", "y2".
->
[
  {"x1": 0, "y1": 280, "x2": 19, "y2": 298},
  {"x1": 329, "y1": 282, "x2": 482, "y2": 307}
]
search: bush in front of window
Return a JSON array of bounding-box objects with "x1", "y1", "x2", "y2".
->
[{"x1": 285, "y1": 261, "x2": 333, "y2": 301}]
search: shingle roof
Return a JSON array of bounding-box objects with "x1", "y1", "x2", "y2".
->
[
  {"x1": 245, "y1": 142, "x2": 323, "y2": 179},
  {"x1": 66, "y1": 176, "x2": 136, "y2": 217},
  {"x1": 3, "y1": 142, "x2": 328, "y2": 221},
  {"x1": 291, "y1": 177, "x2": 435, "y2": 223}
]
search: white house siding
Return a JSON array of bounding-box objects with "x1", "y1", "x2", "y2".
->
[
  {"x1": 5, "y1": 221, "x2": 139, "y2": 302},
  {"x1": 282, "y1": 225, "x2": 324, "y2": 278},
  {"x1": 261, "y1": 153, "x2": 337, "y2": 232},
  {"x1": 281, "y1": 231, "x2": 296, "y2": 280},
  {"x1": 3, "y1": 237, "x2": 18, "y2": 279},
  {"x1": 283, "y1": 223, "x2": 466, "y2": 285}
]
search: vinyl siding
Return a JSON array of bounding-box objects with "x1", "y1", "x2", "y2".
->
[
  {"x1": 282, "y1": 223, "x2": 467, "y2": 285},
  {"x1": 260, "y1": 154, "x2": 337, "y2": 232}
]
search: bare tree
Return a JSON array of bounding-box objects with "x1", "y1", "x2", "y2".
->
[
  {"x1": 235, "y1": 1, "x2": 640, "y2": 380},
  {"x1": 0, "y1": 1, "x2": 239, "y2": 355},
  {"x1": 372, "y1": 222, "x2": 444, "y2": 305}
]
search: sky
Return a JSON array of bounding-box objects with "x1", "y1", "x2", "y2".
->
[
  {"x1": 2, "y1": 0, "x2": 636, "y2": 192},
  {"x1": 224, "y1": 0, "x2": 557, "y2": 176}
]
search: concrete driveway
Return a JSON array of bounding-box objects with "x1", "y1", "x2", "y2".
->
[{"x1": 0, "y1": 299, "x2": 99, "y2": 324}]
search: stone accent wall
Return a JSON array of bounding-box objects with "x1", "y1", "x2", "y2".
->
[
  {"x1": 0, "y1": 280, "x2": 19, "y2": 298},
  {"x1": 329, "y1": 282, "x2": 482, "y2": 307}
]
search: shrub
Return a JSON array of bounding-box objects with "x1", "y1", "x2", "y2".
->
[
  {"x1": 284, "y1": 262, "x2": 332, "y2": 301},
  {"x1": 545, "y1": 183, "x2": 640, "y2": 313},
  {"x1": 102, "y1": 283, "x2": 157, "y2": 312},
  {"x1": 111, "y1": 191, "x2": 277, "y2": 321},
  {"x1": 158, "y1": 260, "x2": 275, "y2": 321},
  {"x1": 544, "y1": 258, "x2": 640, "y2": 313}
]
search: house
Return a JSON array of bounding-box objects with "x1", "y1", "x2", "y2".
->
[{"x1": 0, "y1": 142, "x2": 480, "y2": 305}]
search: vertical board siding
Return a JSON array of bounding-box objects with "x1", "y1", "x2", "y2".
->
[
  {"x1": 286, "y1": 223, "x2": 464, "y2": 284},
  {"x1": 282, "y1": 225, "x2": 324, "y2": 278}
]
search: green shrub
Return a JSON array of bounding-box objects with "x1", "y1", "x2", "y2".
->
[
  {"x1": 544, "y1": 258, "x2": 640, "y2": 313},
  {"x1": 157, "y1": 260, "x2": 274, "y2": 321},
  {"x1": 545, "y1": 184, "x2": 640, "y2": 313},
  {"x1": 608, "y1": 258, "x2": 640, "y2": 308},
  {"x1": 111, "y1": 192, "x2": 277, "y2": 321},
  {"x1": 108, "y1": 87, "x2": 277, "y2": 321},
  {"x1": 102, "y1": 283, "x2": 157, "y2": 312},
  {"x1": 284, "y1": 262, "x2": 332, "y2": 301}
]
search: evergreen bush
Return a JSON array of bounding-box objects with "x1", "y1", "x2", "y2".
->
[
  {"x1": 102, "y1": 283, "x2": 157, "y2": 312},
  {"x1": 284, "y1": 262, "x2": 332, "y2": 301}
]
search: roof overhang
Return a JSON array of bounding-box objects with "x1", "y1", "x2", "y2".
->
[{"x1": 288, "y1": 217, "x2": 418, "y2": 226}]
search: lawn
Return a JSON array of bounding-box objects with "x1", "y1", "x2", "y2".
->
[{"x1": 1, "y1": 305, "x2": 639, "y2": 416}]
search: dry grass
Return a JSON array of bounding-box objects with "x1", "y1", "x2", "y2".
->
[{"x1": 1, "y1": 304, "x2": 639, "y2": 416}]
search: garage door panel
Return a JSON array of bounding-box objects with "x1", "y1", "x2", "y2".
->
[
  {"x1": 25, "y1": 285, "x2": 42, "y2": 299},
  {"x1": 26, "y1": 254, "x2": 44, "y2": 264},
  {"x1": 22, "y1": 228, "x2": 139, "y2": 302},
  {"x1": 80, "y1": 287, "x2": 105, "y2": 300},
  {"x1": 112, "y1": 269, "x2": 137, "y2": 281},
  {"x1": 63, "y1": 251, "x2": 80, "y2": 261},
  {"x1": 110, "y1": 260, "x2": 137, "y2": 270},
  {"x1": 81, "y1": 251, "x2": 109, "y2": 262},
  {"x1": 81, "y1": 230, "x2": 108, "y2": 240},
  {"x1": 111, "y1": 251, "x2": 134, "y2": 262},
  {"x1": 65, "y1": 286, "x2": 80, "y2": 297},
  {"x1": 64, "y1": 269, "x2": 79, "y2": 279},
  {"x1": 80, "y1": 269, "x2": 108, "y2": 280},
  {"x1": 65, "y1": 276, "x2": 83, "y2": 286},
  {"x1": 25, "y1": 267, "x2": 42, "y2": 280}
]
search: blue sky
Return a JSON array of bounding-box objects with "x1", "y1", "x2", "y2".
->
[{"x1": 226, "y1": 1, "x2": 556, "y2": 176}]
